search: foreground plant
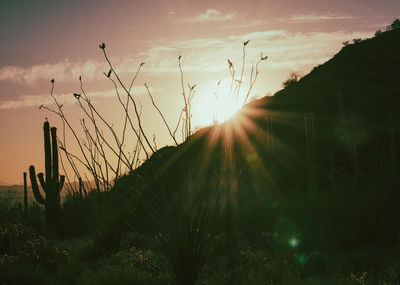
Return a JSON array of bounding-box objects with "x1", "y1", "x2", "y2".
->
[{"x1": 29, "y1": 121, "x2": 65, "y2": 231}]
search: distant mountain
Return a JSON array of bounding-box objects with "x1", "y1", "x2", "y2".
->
[
  {"x1": 0, "y1": 184, "x2": 33, "y2": 201},
  {"x1": 0, "y1": 180, "x2": 11, "y2": 186},
  {"x1": 0, "y1": 182, "x2": 75, "y2": 202}
]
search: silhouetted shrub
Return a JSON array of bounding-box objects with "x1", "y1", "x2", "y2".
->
[
  {"x1": 386, "y1": 18, "x2": 400, "y2": 31},
  {"x1": 282, "y1": 71, "x2": 302, "y2": 88},
  {"x1": 375, "y1": 29, "x2": 383, "y2": 37},
  {"x1": 0, "y1": 223, "x2": 36, "y2": 255}
]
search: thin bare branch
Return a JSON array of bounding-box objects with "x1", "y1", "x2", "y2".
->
[
  {"x1": 101, "y1": 46, "x2": 155, "y2": 154},
  {"x1": 145, "y1": 83, "x2": 178, "y2": 145}
]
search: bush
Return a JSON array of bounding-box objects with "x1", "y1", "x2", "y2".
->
[
  {"x1": 374, "y1": 29, "x2": 383, "y2": 37},
  {"x1": 0, "y1": 191, "x2": 22, "y2": 224},
  {"x1": 386, "y1": 18, "x2": 400, "y2": 31},
  {"x1": 282, "y1": 72, "x2": 302, "y2": 88},
  {"x1": 0, "y1": 223, "x2": 68, "y2": 272},
  {"x1": 58, "y1": 192, "x2": 90, "y2": 238},
  {"x1": 75, "y1": 245, "x2": 169, "y2": 285},
  {"x1": 0, "y1": 223, "x2": 36, "y2": 255}
]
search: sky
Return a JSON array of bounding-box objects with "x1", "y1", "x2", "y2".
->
[{"x1": 0, "y1": 0, "x2": 399, "y2": 185}]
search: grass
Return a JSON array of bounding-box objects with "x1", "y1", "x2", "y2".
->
[{"x1": 2, "y1": 163, "x2": 399, "y2": 284}]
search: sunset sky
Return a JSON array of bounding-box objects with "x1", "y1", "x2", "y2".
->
[{"x1": 0, "y1": 0, "x2": 399, "y2": 185}]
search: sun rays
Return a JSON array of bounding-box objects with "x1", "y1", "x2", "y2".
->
[{"x1": 194, "y1": 80, "x2": 245, "y2": 126}]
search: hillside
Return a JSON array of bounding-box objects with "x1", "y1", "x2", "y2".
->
[
  {"x1": 124, "y1": 28, "x2": 400, "y2": 196},
  {"x1": 258, "y1": 28, "x2": 400, "y2": 116},
  {"x1": 106, "y1": 29, "x2": 400, "y2": 282}
]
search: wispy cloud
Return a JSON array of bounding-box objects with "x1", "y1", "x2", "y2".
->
[
  {"x1": 222, "y1": 20, "x2": 263, "y2": 30},
  {"x1": 184, "y1": 9, "x2": 236, "y2": 23},
  {"x1": 0, "y1": 59, "x2": 107, "y2": 85},
  {"x1": 141, "y1": 29, "x2": 372, "y2": 74},
  {"x1": 288, "y1": 13, "x2": 356, "y2": 23},
  {"x1": 0, "y1": 84, "x2": 161, "y2": 110},
  {"x1": 0, "y1": 89, "x2": 114, "y2": 110},
  {"x1": 0, "y1": 28, "x2": 373, "y2": 110},
  {"x1": 0, "y1": 55, "x2": 151, "y2": 87}
]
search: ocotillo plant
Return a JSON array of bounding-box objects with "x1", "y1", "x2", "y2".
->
[
  {"x1": 39, "y1": 42, "x2": 267, "y2": 191},
  {"x1": 29, "y1": 121, "x2": 65, "y2": 231}
]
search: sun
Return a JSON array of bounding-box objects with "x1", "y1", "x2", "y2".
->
[
  {"x1": 193, "y1": 80, "x2": 245, "y2": 127},
  {"x1": 213, "y1": 88, "x2": 243, "y2": 123}
]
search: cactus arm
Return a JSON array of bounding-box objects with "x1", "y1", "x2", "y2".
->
[
  {"x1": 54, "y1": 175, "x2": 65, "y2": 197},
  {"x1": 44, "y1": 121, "x2": 52, "y2": 189},
  {"x1": 29, "y1": 165, "x2": 46, "y2": 205},
  {"x1": 59, "y1": 175, "x2": 65, "y2": 191},
  {"x1": 37, "y1": 173, "x2": 47, "y2": 194},
  {"x1": 54, "y1": 175, "x2": 65, "y2": 205}
]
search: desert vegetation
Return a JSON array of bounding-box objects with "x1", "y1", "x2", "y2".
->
[{"x1": 1, "y1": 20, "x2": 400, "y2": 285}]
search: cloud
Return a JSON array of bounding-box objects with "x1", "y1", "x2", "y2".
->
[
  {"x1": 140, "y1": 29, "x2": 373, "y2": 75},
  {"x1": 0, "y1": 83, "x2": 164, "y2": 110},
  {"x1": 185, "y1": 9, "x2": 236, "y2": 23},
  {"x1": 0, "y1": 59, "x2": 107, "y2": 85},
  {"x1": 0, "y1": 28, "x2": 373, "y2": 110},
  {"x1": 222, "y1": 20, "x2": 263, "y2": 30},
  {"x1": 288, "y1": 13, "x2": 356, "y2": 23},
  {"x1": 0, "y1": 89, "x2": 113, "y2": 110},
  {"x1": 0, "y1": 55, "x2": 151, "y2": 89}
]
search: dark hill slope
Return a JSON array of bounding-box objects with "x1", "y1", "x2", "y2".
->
[
  {"x1": 103, "y1": 29, "x2": 400, "y2": 254},
  {"x1": 258, "y1": 28, "x2": 400, "y2": 116},
  {"x1": 115, "y1": 29, "x2": 400, "y2": 237},
  {"x1": 241, "y1": 29, "x2": 400, "y2": 186},
  {"x1": 120, "y1": 29, "x2": 400, "y2": 196}
]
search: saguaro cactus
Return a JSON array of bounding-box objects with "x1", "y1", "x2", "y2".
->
[{"x1": 29, "y1": 121, "x2": 65, "y2": 230}]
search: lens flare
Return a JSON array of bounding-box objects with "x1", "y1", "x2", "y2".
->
[{"x1": 288, "y1": 236, "x2": 300, "y2": 248}]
